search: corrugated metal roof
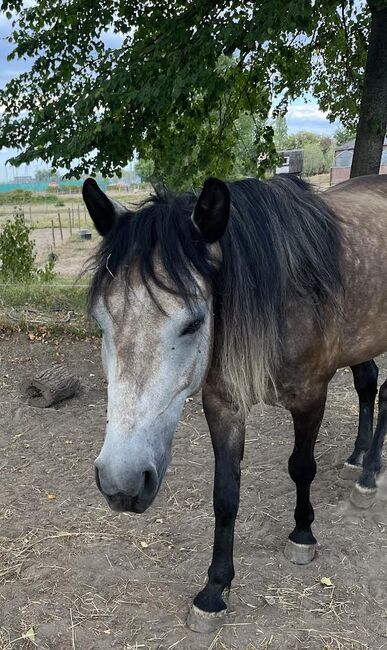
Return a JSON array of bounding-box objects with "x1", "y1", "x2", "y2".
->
[{"x1": 336, "y1": 136, "x2": 387, "y2": 151}]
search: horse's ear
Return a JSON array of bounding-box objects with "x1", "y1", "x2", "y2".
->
[
  {"x1": 82, "y1": 178, "x2": 127, "y2": 236},
  {"x1": 192, "y1": 177, "x2": 230, "y2": 244}
]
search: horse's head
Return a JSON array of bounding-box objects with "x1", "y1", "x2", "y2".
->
[{"x1": 83, "y1": 178, "x2": 230, "y2": 513}]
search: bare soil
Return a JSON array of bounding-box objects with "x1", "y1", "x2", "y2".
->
[
  {"x1": 31, "y1": 229, "x2": 97, "y2": 277},
  {"x1": 0, "y1": 334, "x2": 386, "y2": 650}
]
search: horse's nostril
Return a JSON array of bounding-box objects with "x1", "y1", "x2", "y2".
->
[
  {"x1": 143, "y1": 470, "x2": 152, "y2": 491},
  {"x1": 95, "y1": 466, "x2": 103, "y2": 492},
  {"x1": 142, "y1": 468, "x2": 157, "y2": 498}
]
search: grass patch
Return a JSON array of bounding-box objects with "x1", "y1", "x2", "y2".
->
[
  {"x1": 0, "y1": 190, "x2": 60, "y2": 206},
  {"x1": 0, "y1": 316, "x2": 98, "y2": 339},
  {"x1": 0, "y1": 280, "x2": 88, "y2": 311},
  {"x1": 0, "y1": 280, "x2": 98, "y2": 336}
]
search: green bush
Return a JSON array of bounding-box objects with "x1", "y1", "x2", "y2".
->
[
  {"x1": 0, "y1": 210, "x2": 56, "y2": 282},
  {"x1": 303, "y1": 142, "x2": 328, "y2": 176},
  {"x1": 0, "y1": 190, "x2": 59, "y2": 205}
]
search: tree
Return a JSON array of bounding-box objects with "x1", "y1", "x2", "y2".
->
[
  {"x1": 350, "y1": 2, "x2": 387, "y2": 177},
  {"x1": 0, "y1": 1, "x2": 383, "y2": 187},
  {"x1": 319, "y1": 136, "x2": 333, "y2": 155},
  {"x1": 34, "y1": 169, "x2": 59, "y2": 182},
  {"x1": 334, "y1": 126, "x2": 356, "y2": 146},
  {"x1": 273, "y1": 115, "x2": 289, "y2": 151},
  {"x1": 303, "y1": 143, "x2": 327, "y2": 176},
  {"x1": 286, "y1": 131, "x2": 322, "y2": 150},
  {"x1": 135, "y1": 159, "x2": 154, "y2": 183}
]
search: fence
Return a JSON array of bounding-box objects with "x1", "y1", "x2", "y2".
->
[{"x1": 0, "y1": 203, "x2": 92, "y2": 251}]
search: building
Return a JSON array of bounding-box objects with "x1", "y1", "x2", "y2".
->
[
  {"x1": 276, "y1": 149, "x2": 304, "y2": 176},
  {"x1": 13, "y1": 175, "x2": 34, "y2": 184},
  {"x1": 330, "y1": 137, "x2": 387, "y2": 185}
]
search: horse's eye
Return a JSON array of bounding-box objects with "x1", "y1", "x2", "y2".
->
[{"x1": 180, "y1": 318, "x2": 204, "y2": 336}]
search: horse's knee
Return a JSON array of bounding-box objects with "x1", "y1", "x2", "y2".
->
[{"x1": 288, "y1": 450, "x2": 316, "y2": 485}]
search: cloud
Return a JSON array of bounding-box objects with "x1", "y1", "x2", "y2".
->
[{"x1": 286, "y1": 102, "x2": 339, "y2": 135}]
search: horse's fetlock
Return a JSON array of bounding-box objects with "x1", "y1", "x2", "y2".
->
[
  {"x1": 208, "y1": 563, "x2": 234, "y2": 588},
  {"x1": 289, "y1": 527, "x2": 317, "y2": 546},
  {"x1": 193, "y1": 583, "x2": 228, "y2": 614}
]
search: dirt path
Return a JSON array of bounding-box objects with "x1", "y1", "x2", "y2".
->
[{"x1": 0, "y1": 334, "x2": 386, "y2": 650}]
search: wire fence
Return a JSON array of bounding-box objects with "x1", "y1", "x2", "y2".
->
[
  {"x1": 0, "y1": 203, "x2": 95, "y2": 252},
  {"x1": 0, "y1": 203, "x2": 89, "y2": 225}
]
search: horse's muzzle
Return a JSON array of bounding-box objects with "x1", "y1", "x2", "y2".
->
[{"x1": 94, "y1": 465, "x2": 158, "y2": 513}]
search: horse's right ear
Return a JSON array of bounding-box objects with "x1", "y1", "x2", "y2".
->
[
  {"x1": 82, "y1": 178, "x2": 126, "y2": 236},
  {"x1": 192, "y1": 177, "x2": 230, "y2": 244}
]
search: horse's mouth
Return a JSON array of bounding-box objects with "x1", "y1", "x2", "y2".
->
[{"x1": 104, "y1": 492, "x2": 150, "y2": 514}]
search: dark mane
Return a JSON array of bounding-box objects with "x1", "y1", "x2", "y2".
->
[{"x1": 88, "y1": 174, "x2": 342, "y2": 410}]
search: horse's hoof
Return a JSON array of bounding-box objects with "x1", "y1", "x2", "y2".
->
[
  {"x1": 186, "y1": 603, "x2": 227, "y2": 633},
  {"x1": 350, "y1": 483, "x2": 377, "y2": 509},
  {"x1": 284, "y1": 539, "x2": 316, "y2": 565},
  {"x1": 340, "y1": 462, "x2": 362, "y2": 481}
]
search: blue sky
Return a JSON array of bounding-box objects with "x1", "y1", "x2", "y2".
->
[{"x1": 0, "y1": 13, "x2": 339, "y2": 181}]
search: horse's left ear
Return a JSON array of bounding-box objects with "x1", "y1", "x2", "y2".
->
[
  {"x1": 82, "y1": 178, "x2": 127, "y2": 237},
  {"x1": 192, "y1": 177, "x2": 230, "y2": 244}
]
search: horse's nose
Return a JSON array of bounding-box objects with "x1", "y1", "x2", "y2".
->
[
  {"x1": 94, "y1": 460, "x2": 118, "y2": 496},
  {"x1": 94, "y1": 460, "x2": 159, "y2": 512}
]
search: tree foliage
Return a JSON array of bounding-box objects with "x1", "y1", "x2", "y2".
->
[
  {"x1": 273, "y1": 116, "x2": 289, "y2": 151},
  {"x1": 334, "y1": 126, "x2": 356, "y2": 146},
  {"x1": 0, "y1": 1, "x2": 372, "y2": 186}
]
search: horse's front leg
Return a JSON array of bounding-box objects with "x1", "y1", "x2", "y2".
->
[
  {"x1": 187, "y1": 381, "x2": 245, "y2": 633},
  {"x1": 284, "y1": 390, "x2": 327, "y2": 565}
]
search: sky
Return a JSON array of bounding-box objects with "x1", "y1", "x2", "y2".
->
[{"x1": 0, "y1": 13, "x2": 339, "y2": 182}]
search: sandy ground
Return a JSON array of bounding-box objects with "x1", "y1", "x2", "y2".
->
[{"x1": 0, "y1": 334, "x2": 386, "y2": 650}]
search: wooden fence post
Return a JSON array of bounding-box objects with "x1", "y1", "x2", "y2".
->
[
  {"x1": 51, "y1": 219, "x2": 56, "y2": 248},
  {"x1": 58, "y1": 212, "x2": 63, "y2": 241}
]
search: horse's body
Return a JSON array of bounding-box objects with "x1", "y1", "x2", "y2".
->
[
  {"x1": 271, "y1": 175, "x2": 387, "y2": 411},
  {"x1": 83, "y1": 174, "x2": 387, "y2": 632}
]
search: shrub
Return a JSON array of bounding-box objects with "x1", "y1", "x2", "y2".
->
[
  {"x1": 303, "y1": 143, "x2": 327, "y2": 176},
  {"x1": 0, "y1": 210, "x2": 56, "y2": 282}
]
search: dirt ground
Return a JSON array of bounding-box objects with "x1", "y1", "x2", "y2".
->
[
  {"x1": 0, "y1": 334, "x2": 386, "y2": 650},
  {"x1": 31, "y1": 228, "x2": 97, "y2": 277}
]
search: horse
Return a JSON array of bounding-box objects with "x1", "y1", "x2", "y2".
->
[{"x1": 82, "y1": 173, "x2": 387, "y2": 633}]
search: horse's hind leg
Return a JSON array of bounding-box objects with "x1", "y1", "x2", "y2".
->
[
  {"x1": 351, "y1": 377, "x2": 387, "y2": 508},
  {"x1": 285, "y1": 390, "x2": 327, "y2": 565},
  {"x1": 341, "y1": 360, "x2": 378, "y2": 480},
  {"x1": 187, "y1": 380, "x2": 245, "y2": 633}
]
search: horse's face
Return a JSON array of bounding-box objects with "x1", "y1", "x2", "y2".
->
[
  {"x1": 92, "y1": 276, "x2": 213, "y2": 512},
  {"x1": 83, "y1": 178, "x2": 230, "y2": 513}
]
